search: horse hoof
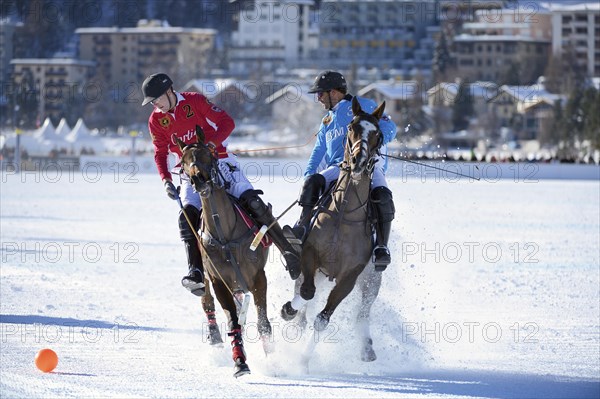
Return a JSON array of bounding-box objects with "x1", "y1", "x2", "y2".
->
[
  {"x1": 313, "y1": 313, "x2": 330, "y2": 332},
  {"x1": 207, "y1": 324, "x2": 224, "y2": 345},
  {"x1": 281, "y1": 301, "x2": 298, "y2": 321},
  {"x1": 300, "y1": 284, "x2": 315, "y2": 300},
  {"x1": 233, "y1": 359, "x2": 251, "y2": 378},
  {"x1": 361, "y1": 338, "x2": 377, "y2": 361},
  {"x1": 361, "y1": 350, "x2": 377, "y2": 362}
]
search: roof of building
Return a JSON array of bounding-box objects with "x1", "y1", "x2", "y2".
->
[
  {"x1": 182, "y1": 79, "x2": 259, "y2": 99},
  {"x1": 454, "y1": 34, "x2": 551, "y2": 43},
  {"x1": 10, "y1": 58, "x2": 96, "y2": 67},
  {"x1": 265, "y1": 84, "x2": 314, "y2": 104},
  {"x1": 358, "y1": 81, "x2": 421, "y2": 100},
  {"x1": 427, "y1": 81, "x2": 498, "y2": 99},
  {"x1": 540, "y1": 1, "x2": 600, "y2": 12},
  {"x1": 75, "y1": 27, "x2": 216, "y2": 35}
]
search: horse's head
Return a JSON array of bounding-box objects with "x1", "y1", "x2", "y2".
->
[
  {"x1": 177, "y1": 125, "x2": 220, "y2": 197},
  {"x1": 345, "y1": 97, "x2": 385, "y2": 180}
]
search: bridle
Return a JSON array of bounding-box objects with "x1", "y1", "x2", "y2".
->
[
  {"x1": 180, "y1": 142, "x2": 224, "y2": 197},
  {"x1": 345, "y1": 115, "x2": 383, "y2": 177}
]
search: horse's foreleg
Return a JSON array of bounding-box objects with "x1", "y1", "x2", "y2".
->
[
  {"x1": 252, "y1": 271, "x2": 274, "y2": 355},
  {"x1": 212, "y1": 280, "x2": 250, "y2": 376},
  {"x1": 281, "y1": 271, "x2": 308, "y2": 321},
  {"x1": 299, "y1": 246, "x2": 317, "y2": 300},
  {"x1": 357, "y1": 267, "x2": 382, "y2": 361},
  {"x1": 315, "y1": 267, "x2": 362, "y2": 332},
  {"x1": 201, "y1": 279, "x2": 223, "y2": 345}
]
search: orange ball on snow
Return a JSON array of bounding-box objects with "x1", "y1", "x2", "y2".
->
[{"x1": 35, "y1": 348, "x2": 58, "y2": 372}]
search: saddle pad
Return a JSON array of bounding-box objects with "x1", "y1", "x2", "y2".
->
[{"x1": 234, "y1": 204, "x2": 273, "y2": 248}]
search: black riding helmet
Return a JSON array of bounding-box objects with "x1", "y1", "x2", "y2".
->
[
  {"x1": 307, "y1": 70, "x2": 347, "y2": 93},
  {"x1": 141, "y1": 73, "x2": 173, "y2": 106}
]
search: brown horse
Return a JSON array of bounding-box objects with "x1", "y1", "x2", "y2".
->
[
  {"x1": 281, "y1": 97, "x2": 386, "y2": 361},
  {"x1": 177, "y1": 127, "x2": 272, "y2": 378}
]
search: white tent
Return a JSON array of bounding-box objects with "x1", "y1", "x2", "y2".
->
[
  {"x1": 30, "y1": 117, "x2": 69, "y2": 155},
  {"x1": 55, "y1": 118, "x2": 71, "y2": 138},
  {"x1": 65, "y1": 118, "x2": 91, "y2": 142},
  {"x1": 65, "y1": 119, "x2": 105, "y2": 154},
  {"x1": 33, "y1": 118, "x2": 56, "y2": 141}
]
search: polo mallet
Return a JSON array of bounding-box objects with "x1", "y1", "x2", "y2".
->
[{"x1": 249, "y1": 200, "x2": 298, "y2": 251}]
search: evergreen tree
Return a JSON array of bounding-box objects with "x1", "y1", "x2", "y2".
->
[
  {"x1": 500, "y1": 61, "x2": 521, "y2": 86},
  {"x1": 582, "y1": 87, "x2": 600, "y2": 150},
  {"x1": 556, "y1": 85, "x2": 586, "y2": 158},
  {"x1": 12, "y1": 69, "x2": 39, "y2": 129},
  {"x1": 452, "y1": 80, "x2": 473, "y2": 131},
  {"x1": 433, "y1": 30, "x2": 451, "y2": 83}
]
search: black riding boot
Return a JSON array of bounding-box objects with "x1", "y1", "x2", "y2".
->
[
  {"x1": 288, "y1": 174, "x2": 326, "y2": 241},
  {"x1": 179, "y1": 205, "x2": 206, "y2": 296},
  {"x1": 371, "y1": 186, "x2": 395, "y2": 271},
  {"x1": 239, "y1": 190, "x2": 301, "y2": 280}
]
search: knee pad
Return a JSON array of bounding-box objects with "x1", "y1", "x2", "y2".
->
[
  {"x1": 239, "y1": 189, "x2": 268, "y2": 218},
  {"x1": 298, "y1": 174, "x2": 326, "y2": 207},
  {"x1": 371, "y1": 186, "x2": 395, "y2": 222},
  {"x1": 179, "y1": 205, "x2": 201, "y2": 241}
]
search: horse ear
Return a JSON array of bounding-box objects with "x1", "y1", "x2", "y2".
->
[
  {"x1": 372, "y1": 101, "x2": 386, "y2": 120},
  {"x1": 351, "y1": 96, "x2": 363, "y2": 115},
  {"x1": 175, "y1": 137, "x2": 187, "y2": 151},
  {"x1": 195, "y1": 125, "x2": 205, "y2": 144}
]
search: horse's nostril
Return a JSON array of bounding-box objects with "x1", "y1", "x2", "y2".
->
[{"x1": 352, "y1": 156, "x2": 357, "y2": 164}]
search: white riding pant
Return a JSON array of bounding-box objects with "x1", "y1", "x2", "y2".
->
[
  {"x1": 178, "y1": 154, "x2": 254, "y2": 209},
  {"x1": 318, "y1": 158, "x2": 388, "y2": 189}
]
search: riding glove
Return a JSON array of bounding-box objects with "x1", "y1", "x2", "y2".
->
[{"x1": 164, "y1": 180, "x2": 180, "y2": 200}]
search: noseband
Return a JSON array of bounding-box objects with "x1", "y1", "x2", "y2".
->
[{"x1": 181, "y1": 143, "x2": 222, "y2": 193}]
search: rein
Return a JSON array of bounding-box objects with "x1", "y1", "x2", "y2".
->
[{"x1": 181, "y1": 143, "x2": 251, "y2": 298}]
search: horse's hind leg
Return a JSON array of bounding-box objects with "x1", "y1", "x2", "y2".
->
[
  {"x1": 252, "y1": 271, "x2": 274, "y2": 354},
  {"x1": 356, "y1": 266, "x2": 382, "y2": 361},
  {"x1": 201, "y1": 279, "x2": 223, "y2": 345}
]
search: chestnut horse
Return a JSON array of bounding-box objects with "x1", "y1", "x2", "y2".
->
[{"x1": 177, "y1": 127, "x2": 271, "y2": 377}]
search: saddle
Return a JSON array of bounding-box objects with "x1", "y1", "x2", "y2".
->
[
  {"x1": 200, "y1": 195, "x2": 273, "y2": 250},
  {"x1": 283, "y1": 182, "x2": 377, "y2": 248},
  {"x1": 233, "y1": 202, "x2": 273, "y2": 249}
]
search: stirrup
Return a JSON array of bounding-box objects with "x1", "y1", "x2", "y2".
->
[
  {"x1": 181, "y1": 269, "x2": 206, "y2": 296},
  {"x1": 372, "y1": 245, "x2": 391, "y2": 271},
  {"x1": 282, "y1": 225, "x2": 303, "y2": 252}
]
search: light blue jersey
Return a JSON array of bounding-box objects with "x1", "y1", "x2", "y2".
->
[{"x1": 305, "y1": 95, "x2": 397, "y2": 177}]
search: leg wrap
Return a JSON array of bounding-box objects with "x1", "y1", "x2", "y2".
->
[{"x1": 228, "y1": 329, "x2": 246, "y2": 362}]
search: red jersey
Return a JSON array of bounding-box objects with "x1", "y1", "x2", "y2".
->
[{"x1": 148, "y1": 92, "x2": 235, "y2": 181}]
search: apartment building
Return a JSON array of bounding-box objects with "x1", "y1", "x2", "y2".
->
[
  {"x1": 452, "y1": 6, "x2": 552, "y2": 83},
  {"x1": 76, "y1": 20, "x2": 217, "y2": 89},
  {"x1": 0, "y1": 19, "x2": 23, "y2": 85},
  {"x1": 318, "y1": 0, "x2": 437, "y2": 72},
  {"x1": 10, "y1": 58, "x2": 95, "y2": 121},
  {"x1": 229, "y1": 0, "x2": 317, "y2": 76},
  {"x1": 549, "y1": 2, "x2": 600, "y2": 77}
]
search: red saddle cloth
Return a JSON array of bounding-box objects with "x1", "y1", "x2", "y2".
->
[{"x1": 234, "y1": 204, "x2": 273, "y2": 248}]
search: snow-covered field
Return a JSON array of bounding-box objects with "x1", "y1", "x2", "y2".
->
[{"x1": 1, "y1": 159, "x2": 599, "y2": 398}]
